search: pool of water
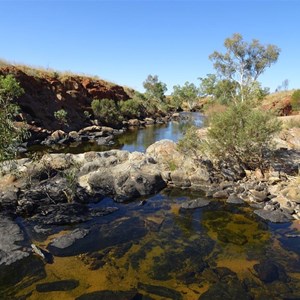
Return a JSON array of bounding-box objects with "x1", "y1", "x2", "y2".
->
[
  {"x1": 2, "y1": 189, "x2": 300, "y2": 299},
  {"x1": 25, "y1": 112, "x2": 204, "y2": 155}
]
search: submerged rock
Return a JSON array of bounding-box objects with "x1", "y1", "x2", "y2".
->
[
  {"x1": 36, "y1": 279, "x2": 79, "y2": 292},
  {"x1": 47, "y1": 228, "x2": 90, "y2": 256},
  {"x1": 75, "y1": 290, "x2": 145, "y2": 300},
  {"x1": 253, "y1": 260, "x2": 289, "y2": 283},
  {"x1": 138, "y1": 282, "x2": 183, "y2": 300}
]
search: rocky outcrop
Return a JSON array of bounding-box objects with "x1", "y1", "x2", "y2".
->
[{"x1": 0, "y1": 66, "x2": 132, "y2": 132}]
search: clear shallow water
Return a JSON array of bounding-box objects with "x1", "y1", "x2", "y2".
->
[{"x1": 2, "y1": 189, "x2": 300, "y2": 300}]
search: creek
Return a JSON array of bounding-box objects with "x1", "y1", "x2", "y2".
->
[{"x1": 1, "y1": 112, "x2": 300, "y2": 299}]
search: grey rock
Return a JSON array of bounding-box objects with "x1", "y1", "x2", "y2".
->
[
  {"x1": 0, "y1": 216, "x2": 30, "y2": 266},
  {"x1": 181, "y1": 198, "x2": 210, "y2": 209},
  {"x1": 226, "y1": 194, "x2": 244, "y2": 204},
  {"x1": 254, "y1": 209, "x2": 293, "y2": 223},
  {"x1": 49, "y1": 228, "x2": 90, "y2": 249}
]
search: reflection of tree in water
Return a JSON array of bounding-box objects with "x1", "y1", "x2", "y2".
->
[{"x1": 116, "y1": 128, "x2": 139, "y2": 147}]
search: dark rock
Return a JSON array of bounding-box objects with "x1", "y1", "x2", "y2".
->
[
  {"x1": 89, "y1": 206, "x2": 119, "y2": 217},
  {"x1": 0, "y1": 215, "x2": 30, "y2": 266},
  {"x1": 138, "y1": 282, "x2": 183, "y2": 300},
  {"x1": 0, "y1": 255, "x2": 46, "y2": 299},
  {"x1": 254, "y1": 260, "x2": 289, "y2": 283},
  {"x1": 198, "y1": 278, "x2": 251, "y2": 300},
  {"x1": 254, "y1": 209, "x2": 293, "y2": 223},
  {"x1": 30, "y1": 203, "x2": 90, "y2": 225},
  {"x1": 226, "y1": 194, "x2": 244, "y2": 204},
  {"x1": 36, "y1": 279, "x2": 79, "y2": 292},
  {"x1": 75, "y1": 290, "x2": 143, "y2": 300},
  {"x1": 180, "y1": 198, "x2": 210, "y2": 209}
]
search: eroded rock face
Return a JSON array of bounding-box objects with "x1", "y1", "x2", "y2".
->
[{"x1": 0, "y1": 66, "x2": 131, "y2": 132}]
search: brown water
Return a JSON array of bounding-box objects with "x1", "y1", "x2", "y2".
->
[{"x1": 2, "y1": 189, "x2": 300, "y2": 300}]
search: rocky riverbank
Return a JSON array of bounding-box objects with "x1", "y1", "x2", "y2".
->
[{"x1": 1, "y1": 128, "x2": 300, "y2": 270}]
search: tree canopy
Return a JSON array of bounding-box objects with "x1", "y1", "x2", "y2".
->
[
  {"x1": 207, "y1": 33, "x2": 280, "y2": 102},
  {"x1": 143, "y1": 75, "x2": 167, "y2": 112},
  {"x1": 171, "y1": 81, "x2": 199, "y2": 111}
]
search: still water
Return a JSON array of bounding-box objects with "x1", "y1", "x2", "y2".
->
[
  {"x1": 1, "y1": 189, "x2": 300, "y2": 299},
  {"x1": 26, "y1": 112, "x2": 204, "y2": 155}
]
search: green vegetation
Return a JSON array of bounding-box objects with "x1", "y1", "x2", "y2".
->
[
  {"x1": 204, "y1": 102, "x2": 281, "y2": 171},
  {"x1": 143, "y1": 75, "x2": 168, "y2": 113},
  {"x1": 0, "y1": 74, "x2": 27, "y2": 162},
  {"x1": 54, "y1": 109, "x2": 68, "y2": 125},
  {"x1": 120, "y1": 95, "x2": 145, "y2": 119},
  {"x1": 179, "y1": 34, "x2": 282, "y2": 173},
  {"x1": 200, "y1": 33, "x2": 280, "y2": 104},
  {"x1": 91, "y1": 98, "x2": 123, "y2": 125},
  {"x1": 291, "y1": 89, "x2": 300, "y2": 111},
  {"x1": 171, "y1": 82, "x2": 199, "y2": 111}
]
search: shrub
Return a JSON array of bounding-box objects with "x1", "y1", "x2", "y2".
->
[
  {"x1": 205, "y1": 102, "x2": 282, "y2": 171},
  {"x1": 120, "y1": 97, "x2": 145, "y2": 119},
  {"x1": 0, "y1": 75, "x2": 28, "y2": 162},
  {"x1": 91, "y1": 98, "x2": 123, "y2": 125},
  {"x1": 291, "y1": 89, "x2": 300, "y2": 111},
  {"x1": 54, "y1": 109, "x2": 68, "y2": 125}
]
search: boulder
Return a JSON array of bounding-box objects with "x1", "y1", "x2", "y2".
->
[
  {"x1": 254, "y1": 209, "x2": 293, "y2": 223},
  {"x1": 226, "y1": 194, "x2": 245, "y2": 204},
  {"x1": 181, "y1": 198, "x2": 210, "y2": 209},
  {"x1": 128, "y1": 119, "x2": 140, "y2": 126}
]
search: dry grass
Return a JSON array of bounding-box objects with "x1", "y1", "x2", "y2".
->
[{"x1": 0, "y1": 58, "x2": 123, "y2": 89}]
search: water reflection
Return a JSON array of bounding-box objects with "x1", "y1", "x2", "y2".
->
[{"x1": 25, "y1": 112, "x2": 204, "y2": 155}]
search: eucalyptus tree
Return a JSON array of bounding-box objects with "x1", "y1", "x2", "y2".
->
[{"x1": 209, "y1": 33, "x2": 280, "y2": 102}]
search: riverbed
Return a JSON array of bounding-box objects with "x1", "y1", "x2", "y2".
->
[{"x1": 1, "y1": 112, "x2": 300, "y2": 299}]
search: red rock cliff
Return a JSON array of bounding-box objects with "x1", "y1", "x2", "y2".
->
[{"x1": 0, "y1": 66, "x2": 133, "y2": 131}]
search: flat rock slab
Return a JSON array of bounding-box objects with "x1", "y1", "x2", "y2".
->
[
  {"x1": 0, "y1": 215, "x2": 30, "y2": 266},
  {"x1": 254, "y1": 209, "x2": 293, "y2": 223},
  {"x1": 48, "y1": 228, "x2": 90, "y2": 251},
  {"x1": 181, "y1": 198, "x2": 210, "y2": 209}
]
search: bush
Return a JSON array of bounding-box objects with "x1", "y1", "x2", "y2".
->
[
  {"x1": 120, "y1": 98, "x2": 145, "y2": 119},
  {"x1": 0, "y1": 75, "x2": 27, "y2": 162},
  {"x1": 291, "y1": 89, "x2": 300, "y2": 111},
  {"x1": 205, "y1": 102, "x2": 282, "y2": 171},
  {"x1": 91, "y1": 98, "x2": 123, "y2": 125},
  {"x1": 54, "y1": 109, "x2": 68, "y2": 125}
]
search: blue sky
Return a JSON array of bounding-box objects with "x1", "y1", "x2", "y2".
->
[{"x1": 0, "y1": 0, "x2": 299, "y2": 93}]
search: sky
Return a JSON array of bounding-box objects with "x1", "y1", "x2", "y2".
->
[{"x1": 0, "y1": 0, "x2": 299, "y2": 93}]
